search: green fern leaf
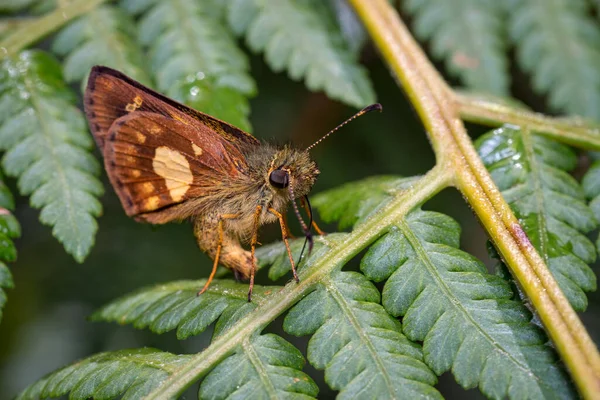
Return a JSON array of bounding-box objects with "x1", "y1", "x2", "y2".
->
[
  {"x1": 0, "y1": 170, "x2": 18, "y2": 324},
  {"x1": 582, "y1": 159, "x2": 600, "y2": 252},
  {"x1": 124, "y1": 0, "x2": 255, "y2": 131},
  {"x1": 0, "y1": 0, "x2": 39, "y2": 12},
  {"x1": 0, "y1": 50, "x2": 103, "y2": 262},
  {"x1": 312, "y1": 176, "x2": 575, "y2": 398},
  {"x1": 312, "y1": 175, "x2": 417, "y2": 230},
  {"x1": 507, "y1": 0, "x2": 600, "y2": 118},
  {"x1": 200, "y1": 333, "x2": 319, "y2": 399},
  {"x1": 476, "y1": 126, "x2": 597, "y2": 310},
  {"x1": 17, "y1": 349, "x2": 191, "y2": 400},
  {"x1": 52, "y1": 5, "x2": 151, "y2": 88},
  {"x1": 284, "y1": 270, "x2": 441, "y2": 399},
  {"x1": 404, "y1": 0, "x2": 509, "y2": 95},
  {"x1": 228, "y1": 0, "x2": 376, "y2": 108},
  {"x1": 92, "y1": 280, "x2": 277, "y2": 340},
  {"x1": 0, "y1": 263, "x2": 14, "y2": 323}
]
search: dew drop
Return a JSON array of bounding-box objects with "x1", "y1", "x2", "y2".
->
[
  {"x1": 195, "y1": 71, "x2": 205, "y2": 80},
  {"x1": 189, "y1": 86, "x2": 200, "y2": 97}
]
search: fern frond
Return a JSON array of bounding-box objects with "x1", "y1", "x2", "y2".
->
[
  {"x1": 284, "y1": 270, "x2": 441, "y2": 399},
  {"x1": 0, "y1": 170, "x2": 18, "y2": 323},
  {"x1": 17, "y1": 349, "x2": 191, "y2": 400},
  {"x1": 507, "y1": 0, "x2": 600, "y2": 118},
  {"x1": 0, "y1": 50, "x2": 103, "y2": 262},
  {"x1": 313, "y1": 177, "x2": 575, "y2": 399},
  {"x1": 124, "y1": 0, "x2": 255, "y2": 131},
  {"x1": 200, "y1": 333, "x2": 318, "y2": 399},
  {"x1": 404, "y1": 0, "x2": 509, "y2": 95},
  {"x1": 228, "y1": 0, "x2": 376, "y2": 108},
  {"x1": 582, "y1": 159, "x2": 600, "y2": 252},
  {"x1": 92, "y1": 280, "x2": 277, "y2": 340},
  {"x1": 52, "y1": 5, "x2": 151, "y2": 87},
  {"x1": 0, "y1": 262, "x2": 13, "y2": 323},
  {"x1": 476, "y1": 126, "x2": 597, "y2": 310}
]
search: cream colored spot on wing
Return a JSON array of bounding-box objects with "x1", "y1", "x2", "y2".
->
[
  {"x1": 192, "y1": 143, "x2": 203, "y2": 156},
  {"x1": 141, "y1": 182, "x2": 154, "y2": 193},
  {"x1": 149, "y1": 125, "x2": 161, "y2": 135},
  {"x1": 152, "y1": 146, "x2": 193, "y2": 202},
  {"x1": 136, "y1": 132, "x2": 146, "y2": 143},
  {"x1": 144, "y1": 196, "x2": 160, "y2": 210},
  {"x1": 130, "y1": 169, "x2": 141, "y2": 178},
  {"x1": 125, "y1": 95, "x2": 143, "y2": 112}
]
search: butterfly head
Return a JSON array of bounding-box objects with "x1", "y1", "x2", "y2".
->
[{"x1": 267, "y1": 147, "x2": 319, "y2": 201}]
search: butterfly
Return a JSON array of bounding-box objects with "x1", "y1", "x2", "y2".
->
[{"x1": 84, "y1": 66, "x2": 380, "y2": 301}]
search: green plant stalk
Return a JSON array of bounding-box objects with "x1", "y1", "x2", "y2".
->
[
  {"x1": 143, "y1": 166, "x2": 452, "y2": 399},
  {"x1": 350, "y1": 0, "x2": 600, "y2": 398},
  {"x1": 457, "y1": 92, "x2": 600, "y2": 150},
  {"x1": 0, "y1": 0, "x2": 107, "y2": 58}
]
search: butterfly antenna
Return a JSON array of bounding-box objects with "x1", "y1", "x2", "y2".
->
[{"x1": 306, "y1": 103, "x2": 382, "y2": 152}]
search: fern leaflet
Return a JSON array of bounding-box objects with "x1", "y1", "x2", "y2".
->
[
  {"x1": 228, "y1": 0, "x2": 376, "y2": 108},
  {"x1": 17, "y1": 349, "x2": 191, "y2": 400},
  {"x1": 0, "y1": 170, "x2": 19, "y2": 323},
  {"x1": 0, "y1": 50, "x2": 103, "y2": 262},
  {"x1": 476, "y1": 126, "x2": 597, "y2": 310},
  {"x1": 52, "y1": 5, "x2": 151, "y2": 88},
  {"x1": 283, "y1": 270, "x2": 441, "y2": 399},
  {"x1": 124, "y1": 0, "x2": 255, "y2": 131},
  {"x1": 313, "y1": 177, "x2": 575, "y2": 399},
  {"x1": 200, "y1": 334, "x2": 318, "y2": 399},
  {"x1": 582, "y1": 159, "x2": 600, "y2": 252},
  {"x1": 92, "y1": 279, "x2": 278, "y2": 340},
  {"x1": 507, "y1": 0, "x2": 600, "y2": 118},
  {"x1": 404, "y1": 0, "x2": 509, "y2": 95},
  {"x1": 93, "y1": 279, "x2": 319, "y2": 398}
]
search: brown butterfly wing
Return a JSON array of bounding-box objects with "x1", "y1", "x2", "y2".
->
[
  {"x1": 84, "y1": 65, "x2": 259, "y2": 151},
  {"x1": 104, "y1": 112, "x2": 248, "y2": 223}
]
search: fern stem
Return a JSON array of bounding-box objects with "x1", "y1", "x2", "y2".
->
[
  {"x1": 0, "y1": 0, "x2": 107, "y2": 58},
  {"x1": 144, "y1": 166, "x2": 451, "y2": 399},
  {"x1": 349, "y1": 0, "x2": 600, "y2": 398},
  {"x1": 457, "y1": 92, "x2": 600, "y2": 151}
]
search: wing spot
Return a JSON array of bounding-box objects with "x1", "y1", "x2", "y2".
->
[
  {"x1": 192, "y1": 143, "x2": 203, "y2": 156},
  {"x1": 152, "y1": 146, "x2": 193, "y2": 202},
  {"x1": 144, "y1": 196, "x2": 160, "y2": 210},
  {"x1": 125, "y1": 96, "x2": 143, "y2": 113},
  {"x1": 149, "y1": 125, "x2": 161, "y2": 135},
  {"x1": 140, "y1": 182, "x2": 155, "y2": 193},
  {"x1": 136, "y1": 132, "x2": 146, "y2": 143},
  {"x1": 130, "y1": 169, "x2": 141, "y2": 178}
]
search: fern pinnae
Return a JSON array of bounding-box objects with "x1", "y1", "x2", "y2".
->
[
  {"x1": 200, "y1": 334, "x2": 319, "y2": 399},
  {"x1": 404, "y1": 0, "x2": 510, "y2": 95},
  {"x1": 0, "y1": 50, "x2": 102, "y2": 262},
  {"x1": 52, "y1": 5, "x2": 151, "y2": 88},
  {"x1": 284, "y1": 271, "x2": 441, "y2": 399},
  {"x1": 227, "y1": 0, "x2": 376, "y2": 108},
  {"x1": 0, "y1": 177, "x2": 18, "y2": 324},
  {"x1": 476, "y1": 126, "x2": 597, "y2": 311},
  {"x1": 312, "y1": 177, "x2": 575, "y2": 399},
  {"x1": 507, "y1": 0, "x2": 600, "y2": 118},
  {"x1": 17, "y1": 349, "x2": 192, "y2": 400}
]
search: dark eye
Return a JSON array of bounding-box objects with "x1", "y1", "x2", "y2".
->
[{"x1": 269, "y1": 169, "x2": 289, "y2": 189}]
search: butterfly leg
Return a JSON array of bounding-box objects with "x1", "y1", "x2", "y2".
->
[
  {"x1": 198, "y1": 213, "x2": 239, "y2": 296},
  {"x1": 248, "y1": 205, "x2": 263, "y2": 302},
  {"x1": 300, "y1": 197, "x2": 326, "y2": 236},
  {"x1": 268, "y1": 207, "x2": 299, "y2": 283},
  {"x1": 282, "y1": 212, "x2": 296, "y2": 239}
]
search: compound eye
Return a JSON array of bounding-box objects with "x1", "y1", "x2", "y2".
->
[{"x1": 269, "y1": 169, "x2": 289, "y2": 189}]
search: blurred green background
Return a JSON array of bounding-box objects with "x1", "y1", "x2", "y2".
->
[{"x1": 0, "y1": 50, "x2": 598, "y2": 399}]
